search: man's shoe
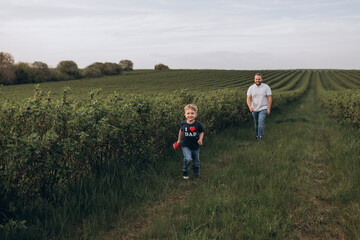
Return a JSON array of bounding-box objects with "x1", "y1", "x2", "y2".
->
[{"x1": 183, "y1": 175, "x2": 189, "y2": 180}]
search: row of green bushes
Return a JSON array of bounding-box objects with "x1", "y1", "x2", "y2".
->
[
  {"x1": 314, "y1": 70, "x2": 360, "y2": 128},
  {"x1": 0, "y1": 74, "x2": 310, "y2": 237},
  {"x1": 318, "y1": 89, "x2": 360, "y2": 127}
]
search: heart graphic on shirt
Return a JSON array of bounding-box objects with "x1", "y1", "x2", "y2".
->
[{"x1": 190, "y1": 127, "x2": 195, "y2": 132}]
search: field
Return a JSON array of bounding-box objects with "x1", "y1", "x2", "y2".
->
[
  {"x1": 0, "y1": 69, "x2": 359, "y2": 239},
  {"x1": 1, "y1": 69, "x2": 308, "y2": 101}
]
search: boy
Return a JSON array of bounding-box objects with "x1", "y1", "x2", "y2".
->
[{"x1": 176, "y1": 104, "x2": 204, "y2": 180}]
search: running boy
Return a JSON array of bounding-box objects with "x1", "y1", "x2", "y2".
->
[{"x1": 176, "y1": 104, "x2": 204, "y2": 180}]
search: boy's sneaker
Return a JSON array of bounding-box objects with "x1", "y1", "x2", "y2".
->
[{"x1": 183, "y1": 176, "x2": 189, "y2": 180}]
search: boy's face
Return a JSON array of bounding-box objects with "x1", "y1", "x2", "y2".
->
[{"x1": 184, "y1": 108, "x2": 197, "y2": 122}]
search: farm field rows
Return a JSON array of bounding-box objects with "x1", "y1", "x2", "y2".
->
[
  {"x1": 1, "y1": 69, "x2": 311, "y2": 101},
  {"x1": 0, "y1": 69, "x2": 359, "y2": 239},
  {"x1": 1, "y1": 69, "x2": 358, "y2": 99}
]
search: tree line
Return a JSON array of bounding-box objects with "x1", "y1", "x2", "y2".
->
[{"x1": 0, "y1": 52, "x2": 134, "y2": 85}]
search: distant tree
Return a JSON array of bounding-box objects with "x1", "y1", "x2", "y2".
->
[
  {"x1": 14, "y1": 62, "x2": 33, "y2": 84},
  {"x1": 0, "y1": 52, "x2": 15, "y2": 85},
  {"x1": 56, "y1": 60, "x2": 81, "y2": 79},
  {"x1": 83, "y1": 62, "x2": 122, "y2": 78},
  {"x1": 83, "y1": 62, "x2": 103, "y2": 78},
  {"x1": 119, "y1": 59, "x2": 133, "y2": 71},
  {"x1": 32, "y1": 61, "x2": 51, "y2": 83},
  {"x1": 103, "y1": 62, "x2": 122, "y2": 75},
  {"x1": 154, "y1": 63, "x2": 169, "y2": 70},
  {"x1": 48, "y1": 69, "x2": 63, "y2": 82}
]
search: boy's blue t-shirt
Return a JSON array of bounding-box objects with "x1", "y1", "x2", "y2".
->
[{"x1": 180, "y1": 120, "x2": 204, "y2": 150}]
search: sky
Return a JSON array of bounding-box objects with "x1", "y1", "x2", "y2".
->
[{"x1": 1, "y1": 0, "x2": 359, "y2": 69}]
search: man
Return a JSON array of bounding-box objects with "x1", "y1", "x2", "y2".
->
[{"x1": 246, "y1": 73, "x2": 272, "y2": 141}]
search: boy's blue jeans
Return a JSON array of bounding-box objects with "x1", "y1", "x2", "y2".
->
[
  {"x1": 182, "y1": 147, "x2": 200, "y2": 177},
  {"x1": 252, "y1": 109, "x2": 267, "y2": 137}
]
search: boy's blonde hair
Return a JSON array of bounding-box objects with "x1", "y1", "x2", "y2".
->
[{"x1": 184, "y1": 104, "x2": 198, "y2": 113}]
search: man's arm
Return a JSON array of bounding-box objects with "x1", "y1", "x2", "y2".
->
[
  {"x1": 267, "y1": 95, "x2": 272, "y2": 115},
  {"x1": 247, "y1": 95, "x2": 253, "y2": 112}
]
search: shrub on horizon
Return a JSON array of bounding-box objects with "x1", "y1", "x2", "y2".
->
[
  {"x1": 83, "y1": 68, "x2": 102, "y2": 78},
  {"x1": 0, "y1": 52, "x2": 16, "y2": 85},
  {"x1": 119, "y1": 59, "x2": 133, "y2": 71},
  {"x1": 103, "y1": 62, "x2": 122, "y2": 75},
  {"x1": 154, "y1": 63, "x2": 169, "y2": 70},
  {"x1": 83, "y1": 62, "x2": 122, "y2": 78},
  {"x1": 31, "y1": 61, "x2": 51, "y2": 83},
  {"x1": 14, "y1": 62, "x2": 32, "y2": 84},
  {"x1": 56, "y1": 60, "x2": 81, "y2": 79}
]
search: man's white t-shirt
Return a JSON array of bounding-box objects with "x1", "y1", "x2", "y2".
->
[{"x1": 247, "y1": 83, "x2": 272, "y2": 112}]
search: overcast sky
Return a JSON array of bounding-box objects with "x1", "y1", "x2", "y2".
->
[{"x1": 1, "y1": 0, "x2": 359, "y2": 69}]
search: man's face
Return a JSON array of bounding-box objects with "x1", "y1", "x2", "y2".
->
[{"x1": 254, "y1": 75, "x2": 262, "y2": 86}]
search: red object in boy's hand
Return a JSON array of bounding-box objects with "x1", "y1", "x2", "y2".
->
[{"x1": 173, "y1": 142, "x2": 179, "y2": 149}]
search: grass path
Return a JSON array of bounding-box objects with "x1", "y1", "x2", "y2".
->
[{"x1": 97, "y1": 85, "x2": 360, "y2": 239}]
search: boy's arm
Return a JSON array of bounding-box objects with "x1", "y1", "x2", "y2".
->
[
  {"x1": 198, "y1": 132, "x2": 204, "y2": 146},
  {"x1": 177, "y1": 129, "x2": 182, "y2": 144}
]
